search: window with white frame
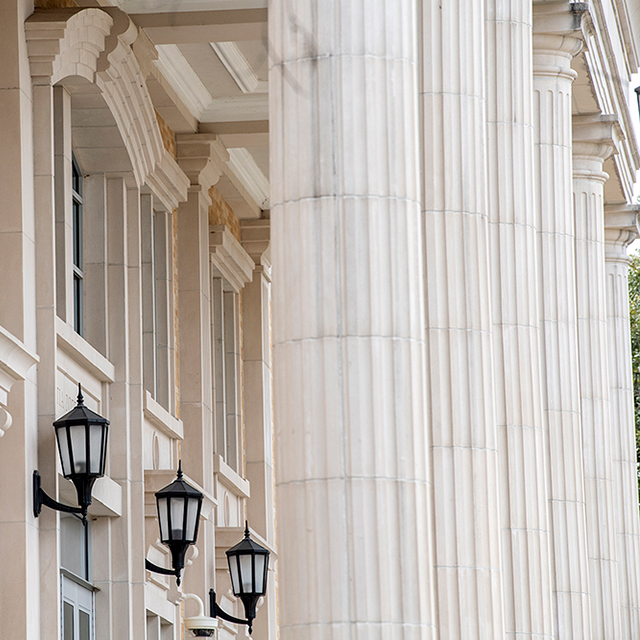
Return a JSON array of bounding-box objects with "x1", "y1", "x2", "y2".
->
[
  {"x1": 60, "y1": 514, "x2": 95, "y2": 640},
  {"x1": 141, "y1": 197, "x2": 175, "y2": 413},
  {"x1": 209, "y1": 225, "x2": 254, "y2": 474}
]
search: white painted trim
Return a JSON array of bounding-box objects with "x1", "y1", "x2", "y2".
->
[{"x1": 210, "y1": 42, "x2": 267, "y2": 94}]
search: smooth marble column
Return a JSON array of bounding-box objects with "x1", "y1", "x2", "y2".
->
[
  {"x1": 270, "y1": 1, "x2": 437, "y2": 638},
  {"x1": 532, "y1": 4, "x2": 591, "y2": 636},
  {"x1": 485, "y1": 2, "x2": 554, "y2": 637},
  {"x1": 572, "y1": 115, "x2": 622, "y2": 639},
  {"x1": 604, "y1": 204, "x2": 640, "y2": 638}
]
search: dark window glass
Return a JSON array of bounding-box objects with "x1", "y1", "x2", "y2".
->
[
  {"x1": 63, "y1": 602, "x2": 74, "y2": 640},
  {"x1": 79, "y1": 610, "x2": 90, "y2": 640},
  {"x1": 72, "y1": 156, "x2": 83, "y2": 336}
]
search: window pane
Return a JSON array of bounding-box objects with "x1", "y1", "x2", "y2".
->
[
  {"x1": 74, "y1": 275, "x2": 83, "y2": 335},
  {"x1": 73, "y1": 201, "x2": 82, "y2": 269},
  {"x1": 63, "y1": 602, "x2": 74, "y2": 640},
  {"x1": 79, "y1": 610, "x2": 90, "y2": 640}
]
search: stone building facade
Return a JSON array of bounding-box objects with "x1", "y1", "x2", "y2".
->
[{"x1": 0, "y1": 0, "x2": 639, "y2": 639}]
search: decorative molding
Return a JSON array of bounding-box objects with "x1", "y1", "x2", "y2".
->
[
  {"x1": 0, "y1": 325, "x2": 38, "y2": 437},
  {"x1": 25, "y1": 8, "x2": 112, "y2": 85},
  {"x1": 210, "y1": 42, "x2": 267, "y2": 94},
  {"x1": 155, "y1": 44, "x2": 213, "y2": 120},
  {"x1": 240, "y1": 219, "x2": 270, "y2": 268},
  {"x1": 199, "y1": 94, "x2": 269, "y2": 123},
  {"x1": 176, "y1": 133, "x2": 229, "y2": 196},
  {"x1": 209, "y1": 225, "x2": 255, "y2": 293}
]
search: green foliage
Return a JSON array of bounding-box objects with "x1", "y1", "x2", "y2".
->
[{"x1": 628, "y1": 251, "x2": 640, "y2": 487}]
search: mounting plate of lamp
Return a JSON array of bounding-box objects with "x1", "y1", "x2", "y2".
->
[{"x1": 33, "y1": 384, "x2": 109, "y2": 525}]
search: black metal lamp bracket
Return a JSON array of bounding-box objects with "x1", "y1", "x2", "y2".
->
[
  {"x1": 209, "y1": 589, "x2": 252, "y2": 632},
  {"x1": 145, "y1": 559, "x2": 181, "y2": 581},
  {"x1": 33, "y1": 471, "x2": 86, "y2": 524}
]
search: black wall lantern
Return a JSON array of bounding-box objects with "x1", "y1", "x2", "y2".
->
[
  {"x1": 33, "y1": 384, "x2": 109, "y2": 525},
  {"x1": 146, "y1": 461, "x2": 203, "y2": 586},
  {"x1": 209, "y1": 523, "x2": 270, "y2": 634}
]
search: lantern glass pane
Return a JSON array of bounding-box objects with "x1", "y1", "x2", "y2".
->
[
  {"x1": 57, "y1": 427, "x2": 72, "y2": 476},
  {"x1": 254, "y1": 555, "x2": 266, "y2": 593},
  {"x1": 240, "y1": 554, "x2": 253, "y2": 593},
  {"x1": 169, "y1": 497, "x2": 185, "y2": 540},
  {"x1": 229, "y1": 556, "x2": 240, "y2": 594},
  {"x1": 89, "y1": 424, "x2": 103, "y2": 474},
  {"x1": 185, "y1": 497, "x2": 199, "y2": 542},
  {"x1": 158, "y1": 497, "x2": 169, "y2": 541},
  {"x1": 69, "y1": 425, "x2": 87, "y2": 474}
]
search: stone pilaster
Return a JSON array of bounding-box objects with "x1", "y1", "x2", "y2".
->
[
  {"x1": 604, "y1": 204, "x2": 640, "y2": 638},
  {"x1": 485, "y1": 2, "x2": 554, "y2": 637},
  {"x1": 532, "y1": 3, "x2": 592, "y2": 636},
  {"x1": 421, "y1": 2, "x2": 506, "y2": 638},
  {"x1": 572, "y1": 115, "x2": 622, "y2": 639},
  {"x1": 240, "y1": 218, "x2": 277, "y2": 640},
  {"x1": 270, "y1": 0, "x2": 437, "y2": 637}
]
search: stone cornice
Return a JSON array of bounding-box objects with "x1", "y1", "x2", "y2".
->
[
  {"x1": 209, "y1": 225, "x2": 254, "y2": 293},
  {"x1": 604, "y1": 204, "x2": 640, "y2": 260}
]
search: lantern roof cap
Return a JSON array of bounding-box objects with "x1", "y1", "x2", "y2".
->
[
  {"x1": 53, "y1": 384, "x2": 109, "y2": 428},
  {"x1": 226, "y1": 522, "x2": 270, "y2": 556},
  {"x1": 155, "y1": 460, "x2": 203, "y2": 499}
]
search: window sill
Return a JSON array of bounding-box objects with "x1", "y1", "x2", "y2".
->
[
  {"x1": 61, "y1": 568, "x2": 100, "y2": 592},
  {"x1": 144, "y1": 391, "x2": 183, "y2": 440},
  {"x1": 213, "y1": 454, "x2": 250, "y2": 499},
  {"x1": 56, "y1": 317, "x2": 115, "y2": 383}
]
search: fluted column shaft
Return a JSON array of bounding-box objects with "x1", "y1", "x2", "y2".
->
[
  {"x1": 604, "y1": 204, "x2": 640, "y2": 638},
  {"x1": 485, "y1": 3, "x2": 554, "y2": 638},
  {"x1": 532, "y1": 3, "x2": 592, "y2": 636},
  {"x1": 572, "y1": 117, "x2": 622, "y2": 639},
  {"x1": 270, "y1": 1, "x2": 437, "y2": 638},
  {"x1": 421, "y1": 2, "x2": 506, "y2": 638}
]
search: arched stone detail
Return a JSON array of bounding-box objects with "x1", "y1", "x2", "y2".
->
[
  {"x1": 25, "y1": 8, "x2": 112, "y2": 85},
  {"x1": 25, "y1": 7, "x2": 184, "y2": 195},
  {"x1": 95, "y1": 15, "x2": 165, "y2": 187}
]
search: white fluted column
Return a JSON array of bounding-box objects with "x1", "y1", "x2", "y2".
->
[
  {"x1": 572, "y1": 115, "x2": 622, "y2": 639},
  {"x1": 604, "y1": 204, "x2": 640, "y2": 638},
  {"x1": 532, "y1": 3, "x2": 591, "y2": 637},
  {"x1": 421, "y1": 2, "x2": 506, "y2": 638},
  {"x1": 270, "y1": 1, "x2": 437, "y2": 638},
  {"x1": 485, "y1": 3, "x2": 554, "y2": 637}
]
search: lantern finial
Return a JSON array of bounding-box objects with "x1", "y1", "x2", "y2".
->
[
  {"x1": 177, "y1": 459, "x2": 183, "y2": 478},
  {"x1": 244, "y1": 521, "x2": 250, "y2": 538},
  {"x1": 77, "y1": 382, "x2": 84, "y2": 405}
]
